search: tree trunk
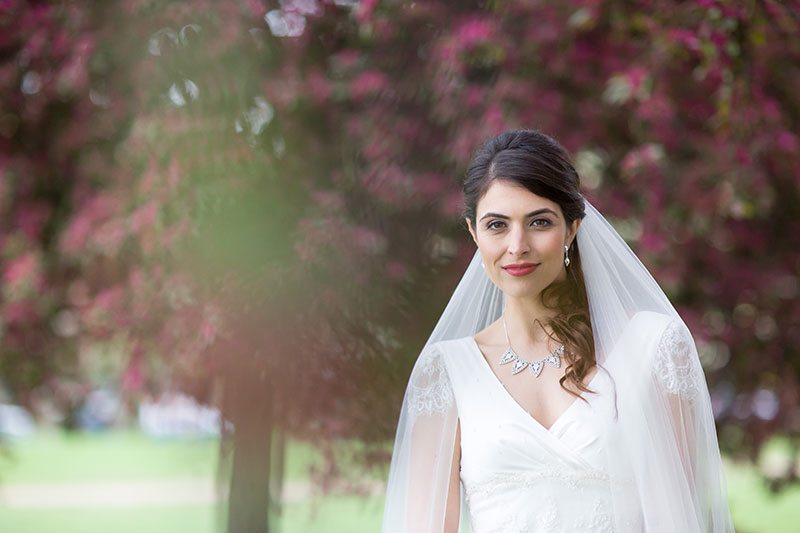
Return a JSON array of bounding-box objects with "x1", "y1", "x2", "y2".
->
[{"x1": 225, "y1": 359, "x2": 275, "y2": 533}]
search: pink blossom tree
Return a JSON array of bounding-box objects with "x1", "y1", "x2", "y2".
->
[{"x1": 2, "y1": 1, "x2": 800, "y2": 531}]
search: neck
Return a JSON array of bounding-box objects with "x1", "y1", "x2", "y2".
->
[{"x1": 503, "y1": 294, "x2": 556, "y2": 346}]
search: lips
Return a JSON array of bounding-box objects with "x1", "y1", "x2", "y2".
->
[{"x1": 502, "y1": 263, "x2": 539, "y2": 277}]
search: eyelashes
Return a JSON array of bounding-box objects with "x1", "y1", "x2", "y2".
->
[{"x1": 485, "y1": 219, "x2": 553, "y2": 231}]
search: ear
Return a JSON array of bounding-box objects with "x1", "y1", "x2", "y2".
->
[
  {"x1": 466, "y1": 218, "x2": 478, "y2": 245},
  {"x1": 567, "y1": 218, "x2": 581, "y2": 247}
]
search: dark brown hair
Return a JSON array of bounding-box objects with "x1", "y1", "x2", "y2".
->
[{"x1": 463, "y1": 128, "x2": 596, "y2": 398}]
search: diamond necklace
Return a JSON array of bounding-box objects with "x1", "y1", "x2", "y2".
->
[{"x1": 499, "y1": 313, "x2": 564, "y2": 377}]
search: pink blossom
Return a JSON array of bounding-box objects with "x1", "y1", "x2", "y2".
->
[
  {"x1": 306, "y1": 68, "x2": 332, "y2": 104},
  {"x1": 360, "y1": 163, "x2": 410, "y2": 205},
  {"x1": 625, "y1": 67, "x2": 648, "y2": 93},
  {"x1": 484, "y1": 104, "x2": 506, "y2": 134},
  {"x1": 464, "y1": 86, "x2": 484, "y2": 107},
  {"x1": 668, "y1": 29, "x2": 700, "y2": 51},
  {"x1": 121, "y1": 362, "x2": 143, "y2": 392},
  {"x1": 413, "y1": 173, "x2": 447, "y2": 201},
  {"x1": 331, "y1": 48, "x2": 360, "y2": 72},
  {"x1": 121, "y1": 342, "x2": 144, "y2": 392},
  {"x1": 129, "y1": 201, "x2": 158, "y2": 233},
  {"x1": 350, "y1": 70, "x2": 388, "y2": 100},
  {"x1": 709, "y1": 30, "x2": 728, "y2": 50},
  {"x1": 438, "y1": 191, "x2": 464, "y2": 218},
  {"x1": 639, "y1": 231, "x2": 666, "y2": 252},
  {"x1": 280, "y1": 0, "x2": 320, "y2": 16},
  {"x1": 363, "y1": 138, "x2": 391, "y2": 161},
  {"x1": 311, "y1": 190, "x2": 345, "y2": 211},
  {"x1": 167, "y1": 158, "x2": 182, "y2": 192},
  {"x1": 199, "y1": 304, "x2": 221, "y2": 346},
  {"x1": 3, "y1": 300, "x2": 37, "y2": 324},
  {"x1": 735, "y1": 146, "x2": 752, "y2": 166},
  {"x1": 93, "y1": 218, "x2": 127, "y2": 255},
  {"x1": 94, "y1": 286, "x2": 124, "y2": 313},
  {"x1": 386, "y1": 260, "x2": 408, "y2": 281},
  {"x1": 60, "y1": 213, "x2": 92, "y2": 254},
  {"x1": 129, "y1": 268, "x2": 145, "y2": 290},
  {"x1": 454, "y1": 17, "x2": 495, "y2": 48},
  {"x1": 350, "y1": 225, "x2": 386, "y2": 255},
  {"x1": 246, "y1": 0, "x2": 267, "y2": 18},
  {"x1": 356, "y1": 0, "x2": 378, "y2": 24},
  {"x1": 637, "y1": 94, "x2": 672, "y2": 122},
  {"x1": 137, "y1": 160, "x2": 159, "y2": 196},
  {"x1": 15, "y1": 201, "x2": 51, "y2": 240},
  {"x1": 3, "y1": 251, "x2": 43, "y2": 294},
  {"x1": 776, "y1": 130, "x2": 798, "y2": 153}
]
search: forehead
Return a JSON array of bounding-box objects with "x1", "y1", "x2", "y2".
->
[{"x1": 476, "y1": 180, "x2": 561, "y2": 217}]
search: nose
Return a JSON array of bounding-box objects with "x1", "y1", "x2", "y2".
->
[{"x1": 506, "y1": 224, "x2": 530, "y2": 257}]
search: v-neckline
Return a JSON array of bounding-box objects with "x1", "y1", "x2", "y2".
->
[{"x1": 467, "y1": 336, "x2": 601, "y2": 433}]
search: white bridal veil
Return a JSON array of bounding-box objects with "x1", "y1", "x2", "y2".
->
[{"x1": 381, "y1": 198, "x2": 733, "y2": 532}]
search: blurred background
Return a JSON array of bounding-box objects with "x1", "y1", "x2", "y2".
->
[{"x1": 1, "y1": 0, "x2": 799, "y2": 531}]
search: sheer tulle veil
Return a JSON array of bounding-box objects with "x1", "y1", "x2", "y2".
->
[{"x1": 381, "y1": 197, "x2": 733, "y2": 532}]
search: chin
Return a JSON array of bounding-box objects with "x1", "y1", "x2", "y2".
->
[{"x1": 500, "y1": 283, "x2": 543, "y2": 300}]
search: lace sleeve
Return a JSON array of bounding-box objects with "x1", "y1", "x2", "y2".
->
[
  {"x1": 383, "y1": 341, "x2": 460, "y2": 532},
  {"x1": 406, "y1": 342, "x2": 455, "y2": 416},
  {"x1": 652, "y1": 319, "x2": 704, "y2": 402}
]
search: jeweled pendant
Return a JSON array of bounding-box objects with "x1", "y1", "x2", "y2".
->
[
  {"x1": 544, "y1": 353, "x2": 561, "y2": 368},
  {"x1": 530, "y1": 360, "x2": 544, "y2": 377},
  {"x1": 511, "y1": 359, "x2": 529, "y2": 374},
  {"x1": 499, "y1": 348, "x2": 517, "y2": 365}
]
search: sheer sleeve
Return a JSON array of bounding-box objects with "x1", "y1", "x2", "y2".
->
[
  {"x1": 382, "y1": 342, "x2": 461, "y2": 532},
  {"x1": 642, "y1": 317, "x2": 733, "y2": 531},
  {"x1": 653, "y1": 319, "x2": 704, "y2": 402},
  {"x1": 604, "y1": 312, "x2": 733, "y2": 532}
]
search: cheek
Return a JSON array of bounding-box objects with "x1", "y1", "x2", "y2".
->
[
  {"x1": 475, "y1": 236, "x2": 503, "y2": 258},
  {"x1": 539, "y1": 232, "x2": 565, "y2": 258}
]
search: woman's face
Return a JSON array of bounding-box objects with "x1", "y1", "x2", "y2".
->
[{"x1": 466, "y1": 180, "x2": 580, "y2": 301}]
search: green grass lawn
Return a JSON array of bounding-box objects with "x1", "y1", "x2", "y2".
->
[
  {"x1": 0, "y1": 497, "x2": 384, "y2": 533},
  {"x1": 0, "y1": 430, "x2": 218, "y2": 483},
  {"x1": 0, "y1": 430, "x2": 381, "y2": 533},
  {"x1": 0, "y1": 429, "x2": 331, "y2": 484},
  {"x1": 1, "y1": 430, "x2": 799, "y2": 532}
]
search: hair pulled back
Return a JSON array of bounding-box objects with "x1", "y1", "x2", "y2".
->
[{"x1": 463, "y1": 128, "x2": 596, "y2": 397}]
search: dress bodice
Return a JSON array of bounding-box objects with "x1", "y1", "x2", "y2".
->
[{"x1": 437, "y1": 336, "x2": 619, "y2": 533}]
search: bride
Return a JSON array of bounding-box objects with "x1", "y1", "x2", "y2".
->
[{"x1": 381, "y1": 129, "x2": 733, "y2": 532}]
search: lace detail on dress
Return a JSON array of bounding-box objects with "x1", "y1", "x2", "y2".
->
[
  {"x1": 489, "y1": 513, "x2": 532, "y2": 533},
  {"x1": 463, "y1": 467, "x2": 612, "y2": 506},
  {"x1": 468, "y1": 489, "x2": 616, "y2": 533},
  {"x1": 472, "y1": 494, "x2": 563, "y2": 533},
  {"x1": 653, "y1": 319, "x2": 703, "y2": 402},
  {"x1": 571, "y1": 499, "x2": 615, "y2": 532},
  {"x1": 406, "y1": 343, "x2": 454, "y2": 415},
  {"x1": 534, "y1": 494, "x2": 562, "y2": 531}
]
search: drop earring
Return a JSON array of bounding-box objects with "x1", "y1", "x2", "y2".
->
[{"x1": 564, "y1": 244, "x2": 570, "y2": 267}]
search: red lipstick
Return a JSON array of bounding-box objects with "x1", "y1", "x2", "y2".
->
[{"x1": 502, "y1": 262, "x2": 539, "y2": 277}]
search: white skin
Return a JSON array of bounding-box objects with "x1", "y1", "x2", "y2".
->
[
  {"x1": 466, "y1": 179, "x2": 581, "y2": 342},
  {"x1": 444, "y1": 179, "x2": 593, "y2": 531}
]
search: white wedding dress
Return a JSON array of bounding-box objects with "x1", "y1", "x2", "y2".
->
[
  {"x1": 435, "y1": 335, "x2": 620, "y2": 533},
  {"x1": 383, "y1": 203, "x2": 734, "y2": 532}
]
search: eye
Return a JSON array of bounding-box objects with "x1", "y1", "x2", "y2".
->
[
  {"x1": 486, "y1": 220, "x2": 506, "y2": 231},
  {"x1": 530, "y1": 218, "x2": 552, "y2": 228}
]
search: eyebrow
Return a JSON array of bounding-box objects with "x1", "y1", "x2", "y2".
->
[{"x1": 478, "y1": 208, "x2": 559, "y2": 222}]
